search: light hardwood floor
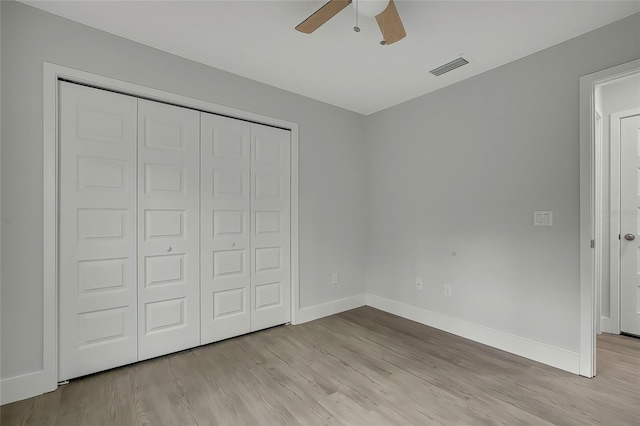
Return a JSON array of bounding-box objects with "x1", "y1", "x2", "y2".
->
[{"x1": 2, "y1": 306, "x2": 639, "y2": 425}]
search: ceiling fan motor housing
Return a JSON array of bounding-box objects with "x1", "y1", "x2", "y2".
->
[{"x1": 353, "y1": 0, "x2": 390, "y2": 18}]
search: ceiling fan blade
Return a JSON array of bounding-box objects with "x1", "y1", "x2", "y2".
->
[
  {"x1": 295, "y1": 0, "x2": 352, "y2": 34},
  {"x1": 375, "y1": 0, "x2": 406, "y2": 45}
]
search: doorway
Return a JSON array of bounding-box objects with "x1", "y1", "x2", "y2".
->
[
  {"x1": 580, "y1": 60, "x2": 640, "y2": 377},
  {"x1": 618, "y1": 113, "x2": 640, "y2": 336},
  {"x1": 596, "y1": 75, "x2": 640, "y2": 337}
]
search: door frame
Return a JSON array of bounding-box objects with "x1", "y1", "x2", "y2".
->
[
  {"x1": 579, "y1": 59, "x2": 640, "y2": 377},
  {"x1": 594, "y1": 110, "x2": 602, "y2": 335},
  {"x1": 609, "y1": 108, "x2": 640, "y2": 335},
  {"x1": 42, "y1": 62, "x2": 300, "y2": 393}
]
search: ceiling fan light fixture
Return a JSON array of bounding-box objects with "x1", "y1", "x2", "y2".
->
[
  {"x1": 352, "y1": 0, "x2": 390, "y2": 18},
  {"x1": 295, "y1": 0, "x2": 405, "y2": 45}
]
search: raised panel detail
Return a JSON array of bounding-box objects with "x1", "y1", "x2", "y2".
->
[
  {"x1": 78, "y1": 107, "x2": 125, "y2": 144},
  {"x1": 255, "y1": 211, "x2": 280, "y2": 235},
  {"x1": 144, "y1": 118, "x2": 183, "y2": 151},
  {"x1": 78, "y1": 157, "x2": 125, "y2": 190},
  {"x1": 213, "y1": 171, "x2": 244, "y2": 196},
  {"x1": 145, "y1": 164, "x2": 184, "y2": 193},
  {"x1": 213, "y1": 250, "x2": 244, "y2": 278},
  {"x1": 77, "y1": 209, "x2": 126, "y2": 241},
  {"x1": 77, "y1": 258, "x2": 126, "y2": 293},
  {"x1": 145, "y1": 209, "x2": 185, "y2": 240},
  {"x1": 255, "y1": 247, "x2": 281, "y2": 272},
  {"x1": 145, "y1": 254, "x2": 185, "y2": 287},
  {"x1": 255, "y1": 174, "x2": 281, "y2": 198},
  {"x1": 213, "y1": 288, "x2": 245, "y2": 319},
  {"x1": 255, "y1": 139, "x2": 281, "y2": 164},
  {"x1": 255, "y1": 282, "x2": 282, "y2": 311},
  {"x1": 78, "y1": 307, "x2": 127, "y2": 347},
  {"x1": 213, "y1": 130, "x2": 244, "y2": 158},
  {"x1": 213, "y1": 210, "x2": 244, "y2": 237},
  {"x1": 144, "y1": 298, "x2": 185, "y2": 334}
]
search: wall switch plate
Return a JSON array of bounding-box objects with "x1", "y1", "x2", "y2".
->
[
  {"x1": 444, "y1": 285, "x2": 452, "y2": 297},
  {"x1": 533, "y1": 211, "x2": 553, "y2": 227},
  {"x1": 416, "y1": 279, "x2": 423, "y2": 290},
  {"x1": 332, "y1": 273, "x2": 339, "y2": 285}
]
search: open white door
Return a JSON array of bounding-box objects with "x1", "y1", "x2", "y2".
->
[{"x1": 620, "y1": 114, "x2": 640, "y2": 336}]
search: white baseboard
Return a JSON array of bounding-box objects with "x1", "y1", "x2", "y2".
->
[
  {"x1": 600, "y1": 316, "x2": 611, "y2": 334},
  {"x1": 1, "y1": 292, "x2": 581, "y2": 404},
  {"x1": 1, "y1": 370, "x2": 55, "y2": 405},
  {"x1": 2, "y1": 294, "x2": 366, "y2": 404},
  {"x1": 366, "y1": 294, "x2": 580, "y2": 375},
  {"x1": 296, "y1": 294, "x2": 366, "y2": 324},
  {"x1": 599, "y1": 316, "x2": 621, "y2": 335}
]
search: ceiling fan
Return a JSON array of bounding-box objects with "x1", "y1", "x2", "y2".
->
[{"x1": 295, "y1": 0, "x2": 406, "y2": 45}]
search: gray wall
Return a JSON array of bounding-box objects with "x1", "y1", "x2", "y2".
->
[
  {"x1": 2, "y1": 0, "x2": 639, "y2": 385},
  {"x1": 599, "y1": 75, "x2": 640, "y2": 321},
  {"x1": 0, "y1": 1, "x2": 367, "y2": 379},
  {"x1": 365, "y1": 13, "x2": 640, "y2": 352}
]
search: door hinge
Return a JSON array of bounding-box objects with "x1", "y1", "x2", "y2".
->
[
  {"x1": 591, "y1": 239, "x2": 595, "y2": 249},
  {"x1": 619, "y1": 234, "x2": 621, "y2": 240}
]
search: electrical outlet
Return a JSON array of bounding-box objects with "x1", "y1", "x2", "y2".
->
[
  {"x1": 444, "y1": 285, "x2": 452, "y2": 297},
  {"x1": 416, "y1": 279, "x2": 423, "y2": 290},
  {"x1": 332, "y1": 273, "x2": 339, "y2": 285}
]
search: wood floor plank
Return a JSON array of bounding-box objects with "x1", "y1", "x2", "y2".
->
[
  {"x1": 0, "y1": 384, "x2": 62, "y2": 426},
  {"x1": 2, "y1": 306, "x2": 639, "y2": 425}
]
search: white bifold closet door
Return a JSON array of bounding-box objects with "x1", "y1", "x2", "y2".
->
[
  {"x1": 137, "y1": 100, "x2": 200, "y2": 360},
  {"x1": 60, "y1": 81, "x2": 291, "y2": 380},
  {"x1": 59, "y1": 82, "x2": 138, "y2": 381},
  {"x1": 200, "y1": 113, "x2": 291, "y2": 343}
]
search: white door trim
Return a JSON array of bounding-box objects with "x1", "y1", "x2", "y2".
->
[
  {"x1": 609, "y1": 108, "x2": 640, "y2": 335},
  {"x1": 41, "y1": 62, "x2": 300, "y2": 397},
  {"x1": 579, "y1": 59, "x2": 640, "y2": 378},
  {"x1": 594, "y1": 110, "x2": 602, "y2": 335}
]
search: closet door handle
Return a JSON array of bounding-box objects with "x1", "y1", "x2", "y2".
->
[
  {"x1": 231, "y1": 242, "x2": 236, "y2": 247},
  {"x1": 167, "y1": 246, "x2": 173, "y2": 252}
]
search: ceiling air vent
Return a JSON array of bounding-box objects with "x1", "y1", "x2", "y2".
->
[{"x1": 429, "y1": 57, "x2": 470, "y2": 76}]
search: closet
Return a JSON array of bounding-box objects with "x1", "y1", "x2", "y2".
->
[{"x1": 58, "y1": 82, "x2": 291, "y2": 381}]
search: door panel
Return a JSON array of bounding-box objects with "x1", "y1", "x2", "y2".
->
[
  {"x1": 201, "y1": 113, "x2": 251, "y2": 344},
  {"x1": 620, "y1": 115, "x2": 640, "y2": 336},
  {"x1": 137, "y1": 99, "x2": 200, "y2": 360},
  {"x1": 59, "y1": 82, "x2": 138, "y2": 381},
  {"x1": 250, "y1": 124, "x2": 291, "y2": 331}
]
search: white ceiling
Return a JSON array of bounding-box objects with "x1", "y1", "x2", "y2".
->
[{"x1": 23, "y1": 1, "x2": 640, "y2": 115}]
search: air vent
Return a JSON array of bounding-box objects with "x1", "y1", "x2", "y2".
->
[{"x1": 429, "y1": 57, "x2": 470, "y2": 76}]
